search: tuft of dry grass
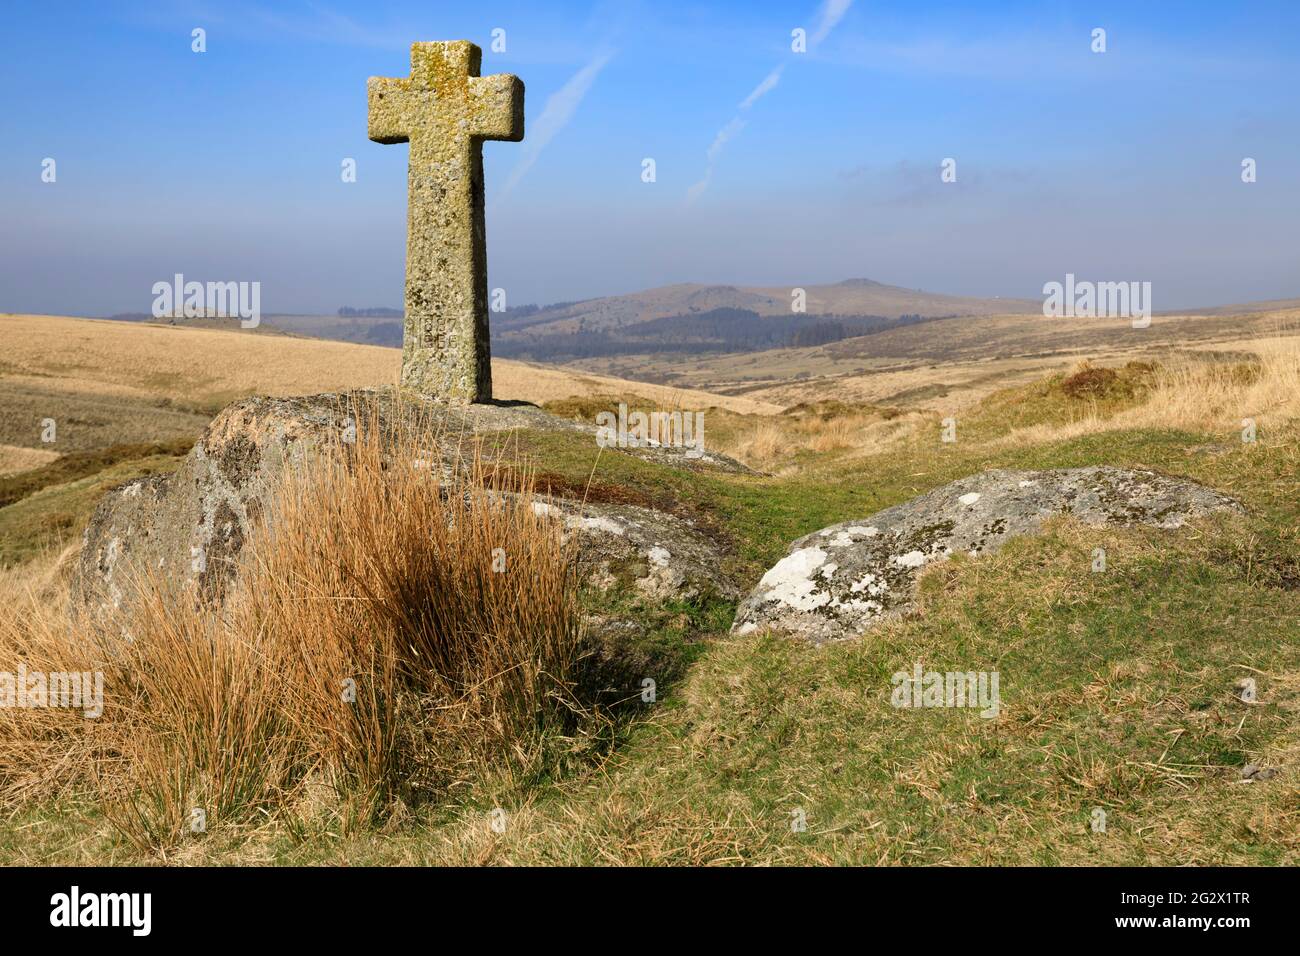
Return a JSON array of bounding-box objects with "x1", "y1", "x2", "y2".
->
[
  {"x1": 720, "y1": 402, "x2": 929, "y2": 472},
  {"x1": 0, "y1": 408, "x2": 592, "y2": 852},
  {"x1": 1136, "y1": 337, "x2": 1298, "y2": 430},
  {"x1": 1059, "y1": 359, "x2": 1153, "y2": 400},
  {"x1": 994, "y1": 337, "x2": 1300, "y2": 448},
  {"x1": 0, "y1": 550, "x2": 102, "y2": 806}
]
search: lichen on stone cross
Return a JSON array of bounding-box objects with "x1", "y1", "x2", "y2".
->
[{"x1": 368, "y1": 41, "x2": 523, "y2": 403}]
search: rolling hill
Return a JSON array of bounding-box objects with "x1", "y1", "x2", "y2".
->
[
  {"x1": 244, "y1": 279, "x2": 1041, "y2": 359},
  {"x1": 0, "y1": 313, "x2": 779, "y2": 473},
  {"x1": 488, "y1": 278, "x2": 1041, "y2": 360}
]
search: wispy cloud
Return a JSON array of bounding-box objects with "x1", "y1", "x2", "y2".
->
[
  {"x1": 687, "y1": 0, "x2": 852, "y2": 203},
  {"x1": 686, "y1": 114, "x2": 752, "y2": 203},
  {"x1": 738, "y1": 65, "x2": 784, "y2": 110},
  {"x1": 810, "y1": 0, "x2": 852, "y2": 46},
  {"x1": 707, "y1": 117, "x2": 748, "y2": 164},
  {"x1": 684, "y1": 173, "x2": 712, "y2": 206},
  {"x1": 500, "y1": 49, "x2": 614, "y2": 200}
]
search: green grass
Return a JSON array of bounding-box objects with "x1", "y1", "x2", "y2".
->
[
  {"x1": 0, "y1": 438, "x2": 194, "y2": 509},
  {"x1": 0, "y1": 447, "x2": 190, "y2": 566},
  {"x1": 0, "y1": 374, "x2": 1296, "y2": 864}
]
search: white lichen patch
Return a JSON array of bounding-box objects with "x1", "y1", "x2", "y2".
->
[
  {"x1": 756, "y1": 546, "x2": 831, "y2": 611},
  {"x1": 819, "y1": 562, "x2": 839, "y2": 579},
  {"x1": 827, "y1": 525, "x2": 880, "y2": 547},
  {"x1": 849, "y1": 571, "x2": 887, "y2": 596},
  {"x1": 836, "y1": 597, "x2": 883, "y2": 615},
  {"x1": 567, "y1": 514, "x2": 626, "y2": 536},
  {"x1": 958, "y1": 492, "x2": 982, "y2": 506},
  {"x1": 647, "y1": 546, "x2": 671, "y2": 567},
  {"x1": 893, "y1": 550, "x2": 928, "y2": 568}
]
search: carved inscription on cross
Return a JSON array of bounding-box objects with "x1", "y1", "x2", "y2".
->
[{"x1": 368, "y1": 41, "x2": 523, "y2": 402}]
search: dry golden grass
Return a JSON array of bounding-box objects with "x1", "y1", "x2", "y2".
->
[
  {"x1": 722, "y1": 332, "x2": 1300, "y2": 476},
  {"x1": 1145, "y1": 336, "x2": 1300, "y2": 426},
  {"x1": 995, "y1": 336, "x2": 1300, "y2": 447},
  {"x1": 0, "y1": 446, "x2": 59, "y2": 478},
  {"x1": 610, "y1": 308, "x2": 1300, "y2": 414},
  {"x1": 0, "y1": 408, "x2": 593, "y2": 852},
  {"x1": 715, "y1": 332, "x2": 1300, "y2": 472},
  {"x1": 0, "y1": 314, "x2": 778, "y2": 416},
  {"x1": 718, "y1": 403, "x2": 933, "y2": 472},
  {"x1": 726, "y1": 422, "x2": 786, "y2": 466}
]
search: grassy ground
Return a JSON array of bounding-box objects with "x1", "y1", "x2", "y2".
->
[
  {"x1": 0, "y1": 343, "x2": 1295, "y2": 864},
  {"x1": 0, "y1": 444, "x2": 191, "y2": 566},
  {"x1": 588, "y1": 306, "x2": 1300, "y2": 411}
]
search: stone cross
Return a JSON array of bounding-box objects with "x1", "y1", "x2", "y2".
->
[{"x1": 368, "y1": 41, "x2": 524, "y2": 403}]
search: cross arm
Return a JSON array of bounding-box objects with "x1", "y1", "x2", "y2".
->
[
  {"x1": 468, "y1": 74, "x2": 524, "y2": 142},
  {"x1": 367, "y1": 76, "x2": 412, "y2": 144}
]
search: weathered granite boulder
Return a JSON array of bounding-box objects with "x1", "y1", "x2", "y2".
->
[
  {"x1": 532, "y1": 498, "x2": 737, "y2": 601},
  {"x1": 733, "y1": 467, "x2": 1244, "y2": 644},
  {"x1": 71, "y1": 389, "x2": 737, "y2": 624}
]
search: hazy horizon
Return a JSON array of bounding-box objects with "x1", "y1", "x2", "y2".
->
[
  {"x1": 49, "y1": 270, "x2": 1300, "y2": 322},
  {"x1": 4, "y1": 0, "x2": 1300, "y2": 317}
]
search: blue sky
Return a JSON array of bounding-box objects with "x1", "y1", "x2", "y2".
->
[{"x1": 2, "y1": 0, "x2": 1299, "y2": 315}]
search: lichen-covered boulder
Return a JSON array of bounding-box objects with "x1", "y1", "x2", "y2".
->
[
  {"x1": 733, "y1": 467, "x2": 1244, "y2": 644},
  {"x1": 532, "y1": 499, "x2": 737, "y2": 602},
  {"x1": 71, "y1": 389, "x2": 737, "y2": 624}
]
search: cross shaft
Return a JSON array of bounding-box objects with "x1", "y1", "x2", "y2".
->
[{"x1": 368, "y1": 41, "x2": 523, "y2": 402}]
